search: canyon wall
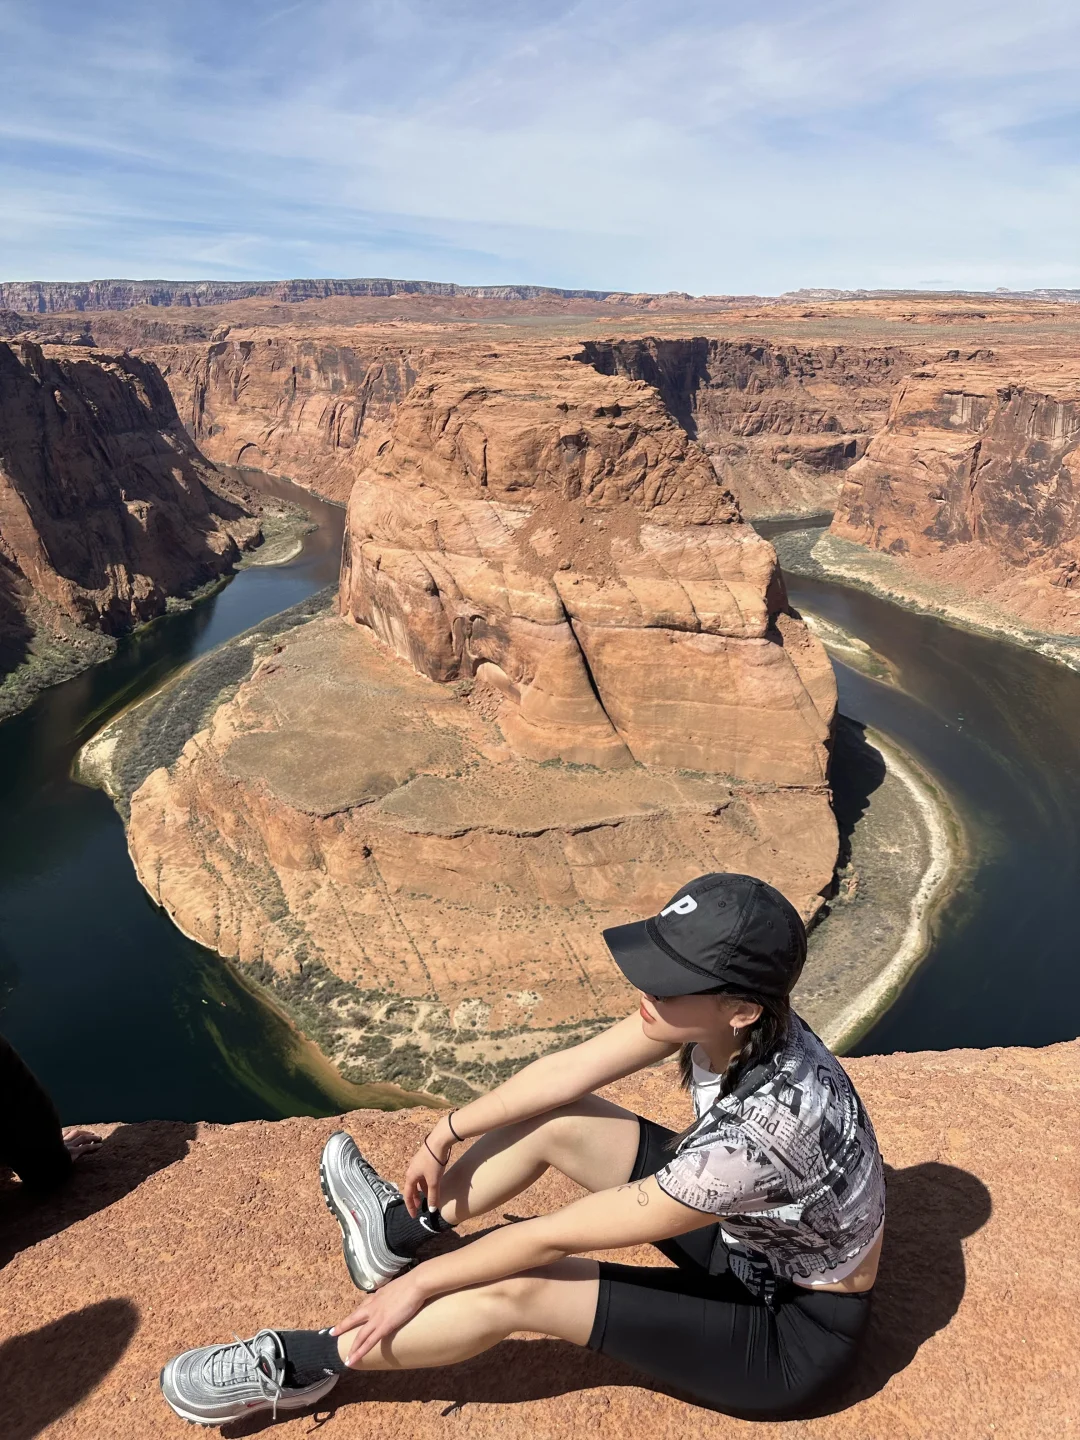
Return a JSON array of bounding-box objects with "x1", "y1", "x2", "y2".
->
[
  {"x1": 579, "y1": 338, "x2": 918, "y2": 517},
  {"x1": 832, "y1": 362, "x2": 1080, "y2": 633},
  {"x1": 0, "y1": 340, "x2": 259, "y2": 708},
  {"x1": 133, "y1": 315, "x2": 1080, "y2": 637},
  {"x1": 122, "y1": 343, "x2": 838, "y2": 1099},
  {"x1": 145, "y1": 335, "x2": 425, "y2": 501},
  {"x1": 0, "y1": 308, "x2": 30, "y2": 339},
  {"x1": 142, "y1": 329, "x2": 923, "y2": 516}
]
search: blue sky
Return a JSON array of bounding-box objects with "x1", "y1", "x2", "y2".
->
[{"x1": 1, "y1": 0, "x2": 1078, "y2": 293}]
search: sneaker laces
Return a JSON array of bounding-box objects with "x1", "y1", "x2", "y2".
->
[
  {"x1": 202, "y1": 1330, "x2": 286, "y2": 1420},
  {"x1": 352, "y1": 1149, "x2": 401, "y2": 1208}
]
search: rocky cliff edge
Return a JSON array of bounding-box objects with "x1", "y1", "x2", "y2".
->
[
  {"x1": 0, "y1": 340, "x2": 262, "y2": 716},
  {"x1": 2, "y1": 1041, "x2": 1077, "y2": 1438},
  {"x1": 831, "y1": 360, "x2": 1080, "y2": 637}
]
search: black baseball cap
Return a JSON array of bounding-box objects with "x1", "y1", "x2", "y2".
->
[{"x1": 603, "y1": 872, "x2": 806, "y2": 1000}]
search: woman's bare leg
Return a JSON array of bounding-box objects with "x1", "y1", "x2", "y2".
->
[
  {"x1": 435, "y1": 1095, "x2": 641, "y2": 1226},
  {"x1": 335, "y1": 1259, "x2": 599, "y2": 1370}
]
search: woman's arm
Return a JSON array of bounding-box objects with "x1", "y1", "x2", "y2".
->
[
  {"x1": 406, "y1": 1013, "x2": 675, "y2": 1212},
  {"x1": 334, "y1": 1176, "x2": 709, "y2": 1362}
]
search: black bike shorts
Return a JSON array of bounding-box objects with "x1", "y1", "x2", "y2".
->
[{"x1": 586, "y1": 1115, "x2": 873, "y2": 1418}]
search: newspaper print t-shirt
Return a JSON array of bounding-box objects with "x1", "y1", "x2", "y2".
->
[{"x1": 655, "y1": 1014, "x2": 886, "y2": 1285}]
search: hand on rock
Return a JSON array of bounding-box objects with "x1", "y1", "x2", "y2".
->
[{"x1": 62, "y1": 1128, "x2": 103, "y2": 1162}]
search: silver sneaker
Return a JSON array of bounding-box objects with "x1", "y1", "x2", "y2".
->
[
  {"x1": 159, "y1": 1328, "x2": 338, "y2": 1427},
  {"x1": 319, "y1": 1130, "x2": 412, "y2": 1291}
]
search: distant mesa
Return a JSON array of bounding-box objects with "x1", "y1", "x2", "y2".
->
[
  {"x1": 0, "y1": 277, "x2": 711, "y2": 314},
  {"x1": 3, "y1": 276, "x2": 1080, "y2": 315}
]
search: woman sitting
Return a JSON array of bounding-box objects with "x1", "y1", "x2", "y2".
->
[{"x1": 161, "y1": 872, "x2": 885, "y2": 1426}]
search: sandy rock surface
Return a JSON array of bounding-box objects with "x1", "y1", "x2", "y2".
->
[
  {"x1": 2, "y1": 1042, "x2": 1076, "y2": 1438},
  {"x1": 127, "y1": 615, "x2": 836, "y2": 1099}
]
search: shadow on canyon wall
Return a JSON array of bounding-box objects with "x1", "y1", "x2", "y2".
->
[
  {"x1": 830, "y1": 715, "x2": 888, "y2": 875},
  {"x1": 0, "y1": 556, "x2": 32, "y2": 678},
  {"x1": 220, "y1": 1159, "x2": 991, "y2": 1434},
  {"x1": 0, "y1": 341, "x2": 257, "y2": 648}
]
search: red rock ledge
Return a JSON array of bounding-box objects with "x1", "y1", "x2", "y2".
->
[{"x1": 2, "y1": 1042, "x2": 1076, "y2": 1438}]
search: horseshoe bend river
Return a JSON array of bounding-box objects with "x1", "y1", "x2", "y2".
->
[{"x1": 1, "y1": 488, "x2": 1078, "y2": 1124}]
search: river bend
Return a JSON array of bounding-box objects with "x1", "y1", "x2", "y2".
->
[
  {"x1": 0, "y1": 473, "x2": 349, "y2": 1122},
  {"x1": 1, "y1": 500, "x2": 1076, "y2": 1124}
]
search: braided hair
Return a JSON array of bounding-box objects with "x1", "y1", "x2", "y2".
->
[{"x1": 668, "y1": 990, "x2": 790, "y2": 1150}]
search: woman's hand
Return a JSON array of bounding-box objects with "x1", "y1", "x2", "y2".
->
[
  {"x1": 62, "y1": 1128, "x2": 102, "y2": 1162},
  {"x1": 402, "y1": 1119, "x2": 454, "y2": 1216},
  {"x1": 330, "y1": 1271, "x2": 426, "y2": 1365}
]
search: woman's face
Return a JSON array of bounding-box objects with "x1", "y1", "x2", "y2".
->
[{"x1": 638, "y1": 990, "x2": 762, "y2": 1047}]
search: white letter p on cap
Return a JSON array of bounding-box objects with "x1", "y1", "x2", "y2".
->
[{"x1": 660, "y1": 894, "x2": 698, "y2": 918}]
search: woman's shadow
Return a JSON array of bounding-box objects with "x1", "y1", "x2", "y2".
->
[
  {"x1": 805, "y1": 1159, "x2": 992, "y2": 1414},
  {"x1": 2, "y1": 1298, "x2": 139, "y2": 1439},
  {"x1": 224, "y1": 1157, "x2": 992, "y2": 1434}
]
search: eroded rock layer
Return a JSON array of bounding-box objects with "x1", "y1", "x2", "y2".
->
[
  {"x1": 147, "y1": 335, "x2": 425, "y2": 501},
  {"x1": 141, "y1": 328, "x2": 920, "y2": 517},
  {"x1": 118, "y1": 296, "x2": 1080, "y2": 646},
  {"x1": 578, "y1": 338, "x2": 917, "y2": 518},
  {"x1": 340, "y1": 346, "x2": 835, "y2": 782},
  {"x1": 832, "y1": 362, "x2": 1080, "y2": 633},
  {"x1": 0, "y1": 341, "x2": 259, "y2": 706}
]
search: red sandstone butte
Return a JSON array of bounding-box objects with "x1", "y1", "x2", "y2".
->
[
  {"x1": 339, "y1": 345, "x2": 835, "y2": 779},
  {"x1": 122, "y1": 341, "x2": 837, "y2": 1095},
  {"x1": 1, "y1": 1041, "x2": 1076, "y2": 1438}
]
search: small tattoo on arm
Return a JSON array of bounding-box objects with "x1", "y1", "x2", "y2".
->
[{"x1": 618, "y1": 1182, "x2": 650, "y2": 1206}]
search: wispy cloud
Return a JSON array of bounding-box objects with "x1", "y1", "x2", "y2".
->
[{"x1": 0, "y1": 0, "x2": 1078, "y2": 290}]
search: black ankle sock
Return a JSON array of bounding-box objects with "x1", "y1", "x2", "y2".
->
[
  {"x1": 384, "y1": 1197, "x2": 455, "y2": 1257},
  {"x1": 277, "y1": 1329, "x2": 347, "y2": 1388}
]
